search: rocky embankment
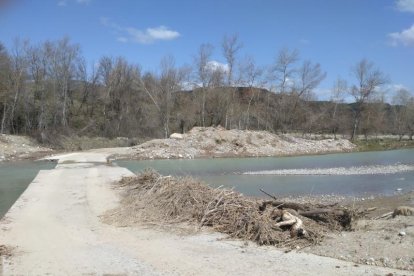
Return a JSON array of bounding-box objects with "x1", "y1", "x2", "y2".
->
[
  {"x1": 0, "y1": 134, "x2": 52, "y2": 162},
  {"x1": 124, "y1": 126, "x2": 356, "y2": 160}
]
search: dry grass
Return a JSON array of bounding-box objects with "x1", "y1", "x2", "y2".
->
[{"x1": 104, "y1": 170, "x2": 354, "y2": 248}]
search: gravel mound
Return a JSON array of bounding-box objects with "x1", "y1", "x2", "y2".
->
[{"x1": 128, "y1": 126, "x2": 356, "y2": 159}]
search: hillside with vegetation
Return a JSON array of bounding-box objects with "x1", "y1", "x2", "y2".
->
[{"x1": 0, "y1": 38, "x2": 413, "y2": 146}]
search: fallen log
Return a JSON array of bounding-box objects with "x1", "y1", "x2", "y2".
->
[
  {"x1": 392, "y1": 206, "x2": 414, "y2": 217},
  {"x1": 273, "y1": 210, "x2": 307, "y2": 237},
  {"x1": 298, "y1": 209, "x2": 346, "y2": 217},
  {"x1": 298, "y1": 208, "x2": 354, "y2": 229},
  {"x1": 259, "y1": 200, "x2": 307, "y2": 212},
  {"x1": 260, "y1": 198, "x2": 355, "y2": 230}
]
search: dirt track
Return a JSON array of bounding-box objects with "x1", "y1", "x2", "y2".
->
[{"x1": 0, "y1": 150, "x2": 411, "y2": 275}]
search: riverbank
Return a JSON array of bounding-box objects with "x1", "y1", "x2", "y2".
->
[
  {"x1": 4, "y1": 130, "x2": 414, "y2": 163},
  {"x1": 304, "y1": 192, "x2": 414, "y2": 271},
  {"x1": 0, "y1": 150, "x2": 410, "y2": 275},
  {"x1": 0, "y1": 134, "x2": 53, "y2": 162},
  {"x1": 355, "y1": 138, "x2": 414, "y2": 152},
  {"x1": 1, "y1": 127, "x2": 356, "y2": 163}
]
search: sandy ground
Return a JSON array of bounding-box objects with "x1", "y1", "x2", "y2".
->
[
  {"x1": 303, "y1": 193, "x2": 414, "y2": 271},
  {"x1": 0, "y1": 150, "x2": 411, "y2": 275}
]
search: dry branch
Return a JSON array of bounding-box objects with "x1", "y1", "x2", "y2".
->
[{"x1": 105, "y1": 170, "x2": 359, "y2": 248}]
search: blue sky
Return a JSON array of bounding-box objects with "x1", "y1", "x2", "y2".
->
[{"x1": 0, "y1": 0, "x2": 413, "y2": 99}]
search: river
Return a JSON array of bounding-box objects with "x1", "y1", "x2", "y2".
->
[
  {"x1": 0, "y1": 161, "x2": 56, "y2": 218},
  {"x1": 1, "y1": 149, "x2": 413, "y2": 218},
  {"x1": 116, "y1": 149, "x2": 414, "y2": 198}
]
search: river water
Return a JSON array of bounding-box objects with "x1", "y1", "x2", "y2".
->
[
  {"x1": 1, "y1": 149, "x2": 413, "y2": 218},
  {"x1": 0, "y1": 161, "x2": 56, "y2": 218},
  {"x1": 117, "y1": 149, "x2": 414, "y2": 198}
]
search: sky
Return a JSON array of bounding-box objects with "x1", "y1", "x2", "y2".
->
[{"x1": 0, "y1": 0, "x2": 413, "y2": 100}]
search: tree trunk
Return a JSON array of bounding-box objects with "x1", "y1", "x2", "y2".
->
[
  {"x1": 351, "y1": 117, "x2": 359, "y2": 141},
  {"x1": 1, "y1": 102, "x2": 7, "y2": 134}
]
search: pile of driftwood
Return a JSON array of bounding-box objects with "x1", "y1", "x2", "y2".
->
[{"x1": 105, "y1": 170, "x2": 360, "y2": 248}]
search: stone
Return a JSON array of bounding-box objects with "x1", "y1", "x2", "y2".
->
[
  {"x1": 170, "y1": 133, "x2": 184, "y2": 140},
  {"x1": 398, "y1": 231, "x2": 406, "y2": 236}
]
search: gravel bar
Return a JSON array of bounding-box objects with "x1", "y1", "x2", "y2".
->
[{"x1": 244, "y1": 164, "x2": 414, "y2": 176}]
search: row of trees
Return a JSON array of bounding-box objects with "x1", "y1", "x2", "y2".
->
[{"x1": 0, "y1": 36, "x2": 413, "y2": 143}]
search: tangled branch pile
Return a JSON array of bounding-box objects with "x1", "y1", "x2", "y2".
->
[{"x1": 104, "y1": 170, "x2": 358, "y2": 248}]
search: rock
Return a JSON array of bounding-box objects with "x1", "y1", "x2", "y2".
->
[
  {"x1": 398, "y1": 231, "x2": 406, "y2": 236},
  {"x1": 170, "y1": 133, "x2": 184, "y2": 140}
]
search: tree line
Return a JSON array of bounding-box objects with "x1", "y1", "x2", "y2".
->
[{"x1": 0, "y1": 36, "x2": 413, "y2": 144}]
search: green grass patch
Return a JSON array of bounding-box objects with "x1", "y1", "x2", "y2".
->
[{"x1": 354, "y1": 139, "x2": 414, "y2": 152}]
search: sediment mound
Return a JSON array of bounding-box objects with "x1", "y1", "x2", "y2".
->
[
  {"x1": 0, "y1": 134, "x2": 52, "y2": 162},
  {"x1": 104, "y1": 170, "x2": 359, "y2": 248},
  {"x1": 127, "y1": 126, "x2": 356, "y2": 159}
]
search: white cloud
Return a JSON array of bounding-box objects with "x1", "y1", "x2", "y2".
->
[
  {"x1": 101, "y1": 18, "x2": 180, "y2": 44},
  {"x1": 147, "y1": 26, "x2": 180, "y2": 40},
  {"x1": 396, "y1": 0, "x2": 414, "y2": 13},
  {"x1": 389, "y1": 24, "x2": 414, "y2": 46},
  {"x1": 384, "y1": 83, "x2": 409, "y2": 93},
  {"x1": 206, "y1": 60, "x2": 229, "y2": 73}
]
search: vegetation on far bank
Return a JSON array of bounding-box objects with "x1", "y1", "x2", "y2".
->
[
  {"x1": 0, "y1": 37, "x2": 413, "y2": 146},
  {"x1": 354, "y1": 138, "x2": 414, "y2": 152}
]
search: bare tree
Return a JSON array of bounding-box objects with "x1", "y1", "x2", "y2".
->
[
  {"x1": 269, "y1": 48, "x2": 299, "y2": 93},
  {"x1": 290, "y1": 60, "x2": 326, "y2": 116},
  {"x1": 7, "y1": 38, "x2": 29, "y2": 133},
  {"x1": 329, "y1": 78, "x2": 347, "y2": 138},
  {"x1": 222, "y1": 34, "x2": 243, "y2": 86},
  {"x1": 194, "y1": 43, "x2": 213, "y2": 127},
  {"x1": 44, "y1": 38, "x2": 81, "y2": 128},
  {"x1": 265, "y1": 48, "x2": 299, "y2": 132},
  {"x1": 0, "y1": 42, "x2": 10, "y2": 134},
  {"x1": 159, "y1": 55, "x2": 186, "y2": 138},
  {"x1": 222, "y1": 34, "x2": 243, "y2": 129},
  {"x1": 349, "y1": 59, "x2": 387, "y2": 140},
  {"x1": 26, "y1": 43, "x2": 49, "y2": 138},
  {"x1": 238, "y1": 56, "x2": 263, "y2": 129},
  {"x1": 392, "y1": 88, "x2": 412, "y2": 140},
  {"x1": 77, "y1": 58, "x2": 100, "y2": 118},
  {"x1": 296, "y1": 61, "x2": 326, "y2": 99},
  {"x1": 407, "y1": 96, "x2": 414, "y2": 140}
]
